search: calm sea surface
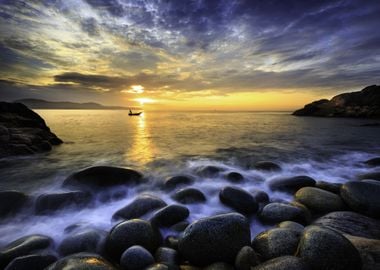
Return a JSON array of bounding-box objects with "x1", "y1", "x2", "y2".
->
[{"x1": 0, "y1": 110, "x2": 380, "y2": 244}]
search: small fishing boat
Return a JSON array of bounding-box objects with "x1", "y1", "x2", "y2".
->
[{"x1": 128, "y1": 109, "x2": 142, "y2": 116}]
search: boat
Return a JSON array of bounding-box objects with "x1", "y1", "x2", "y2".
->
[{"x1": 128, "y1": 109, "x2": 143, "y2": 116}]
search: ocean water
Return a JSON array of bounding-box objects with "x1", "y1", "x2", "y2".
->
[{"x1": 0, "y1": 110, "x2": 380, "y2": 245}]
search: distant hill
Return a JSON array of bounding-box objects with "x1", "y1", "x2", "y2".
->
[
  {"x1": 293, "y1": 85, "x2": 380, "y2": 118},
  {"x1": 14, "y1": 99, "x2": 132, "y2": 110}
]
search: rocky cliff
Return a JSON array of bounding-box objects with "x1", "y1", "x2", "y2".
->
[{"x1": 293, "y1": 85, "x2": 380, "y2": 118}]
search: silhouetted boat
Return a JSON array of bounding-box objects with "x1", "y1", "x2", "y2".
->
[{"x1": 128, "y1": 109, "x2": 142, "y2": 116}]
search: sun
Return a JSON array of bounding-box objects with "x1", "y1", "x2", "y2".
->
[{"x1": 134, "y1": 98, "x2": 155, "y2": 105}]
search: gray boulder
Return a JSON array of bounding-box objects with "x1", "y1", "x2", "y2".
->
[
  {"x1": 120, "y1": 245, "x2": 155, "y2": 270},
  {"x1": 253, "y1": 161, "x2": 281, "y2": 172},
  {"x1": 172, "y1": 188, "x2": 206, "y2": 204},
  {"x1": 225, "y1": 172, "x2": 244, "y2": 183},
  {"x1": 4, "y1": 254, "x2": 57, "y2": 270},
  {"x1": 150, "y1": 205, "x2": 189, "y2": 227},
  {"x1": 35, "y1": 191, "x2": 92, "y2": 214},
  {"x1": 164, "y1": 175, "x2": 195, "y2": 191},
  {"x1": 251, "y1": 256, "x2": 310, "y2": 270},
  {"x1": 219, "y1": 186, "x2": 258, "y2": 215},
  {"x1": 58, "y1": 229, "x2": 106, "y2": 256},
  {"x1": 268, "y1": 176, "x2": 315, "y2": 192},
  {"x1": 259, "y1": 203, "x2": 309, "y2": 224},
  {"x1": 45, "y1": 252, "x2": 116, "y2": 269},
  {"x1": 234, "y1": 246, "x2": 260, "y2": 270}
]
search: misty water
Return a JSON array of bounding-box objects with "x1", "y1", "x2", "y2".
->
[{"x1": 1, "y1": 110, "x2": 380, "y2": 246}]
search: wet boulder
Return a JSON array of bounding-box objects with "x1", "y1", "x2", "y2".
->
[
  {"x1": 225, "y1": 172, "x2": 244, "y2": 183},
  {"x1": 63, "y1": 166, "x2": 144, "y2": 191},
  {"x1": 234, "y1": 246, "x2": 260, "y2": 270},
  {"x1": 58, "y1": 229, "x2": 107, "y2": 256},
  {"x1": 253, "y1": 161, "x2": 281, "y2": 172},
  {"x1": 0, "y1": 234, "x2": 52, "y2": 269},
  {"x1": 35, "y1": 191, "x2": 92, "y2": 214},
  {"x1": 313, "y1": 211, "x2": 380, "y2": 239},
  {"x1": 277, "y1": 221, "x2": 304, "y2": 233},
  {"x1": 196, "y1": 166, "x2": 223, "y2": 178},
  {"x1": 251, "y1": 256, "x2": 310, "y2": 270},
  {"x1": 172, "y1": 188, "x2": 206, "y2": 204},
  {"x1": 251, "y1": 190, "x2": 270, "y2": 204},
  {"x1": 268, "y1": 176, "x2": 315, "y2": 192},
  {"x1": 151, "y1": 205, "x2": 189, "y2": 227},
  {"x1": 4, "y1": 254, "x2": 57, "y2": 270},
  {"x1": 105, "y1": 219, "x2": 161, "y2": 261},
  {"x1": 45, "y1": 252, "x2": 116, "y2": 269},
  {"x1": 178, "y1": 213, "x2": 251, "y2": 266},
  {"x1": 345, "y1": 235, "x2": 380, "y2": 270},
  {"x1": 315, "y1": 181, "x2": 341, "y2": 194},
  {"x1": 112, "y1": 194, "x2": 167, "y2": 221},
  {"x1": 259, "y1": 203, "x2": 309, "y2": 224},
  {"x1": 0, "y1": 191, "x2": 28, "y2": 218},
  {"x1": 364, "y1": 157, "x2": 380, "y2": 167},
  {"x1": 252, "y1": 228, "x2": 301, "y2": 261},
  {"x1": 120, "y1": 245, "x2": 155, "y2": 270},
  {"x1": 340, "y1": 181, "x2": 380, "y2": 218},
  {"x1": 296, "y1": 226, "x2": 362, "y2": 270},
  {"x1": 295, "y1": 187, "x2": 346, "y2": 214},
  {"x1": 358, "y1": 171, "x2": 380, "y2": 181},
  {"x1": 164, "y1": 175, "x2": 195, "y2": 191},
  {"x1": 219, "y1": 186, "x2": 258, "y2": 215}
]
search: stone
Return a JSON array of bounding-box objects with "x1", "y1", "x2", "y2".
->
[
  {"x1": 259, "y1": 203, "x2": 308, "y2": 224},
  {"x1": 155, "y1": 247, "x2": 179, "y2": 267},
  {"x1": 225, "y1": 172, "x2": 244, "y2": 183},
  {"x1": 344, "y1": 235, "x2": 380, "y2": 270},
  {"x1": 253, "y1": 161, "x2": 281, "y2": 172},
  {"x1": 150, "y1": 205, "x2": 189, "y2": 227},
  {"x1": 251, "y1": 190, "x2": 270, "y2": 204},
  {"x1": 105, "y1": 219, "x2": 161, "y2": 261},
  {"x1": 113, "y1": 194, "x2": 167, "y2": 220},
  {"x1": 58, "y1": 229, "x2": 106, "y2": 256},
  {"x1": 203, "y1": 262, "x2": 234, "y2": 270},
  {"x1": 340, "y1": 181, "x2": 380, "y2": 218},
  {"x1": 364, "y1": 157, "x2": 380, "y2": 167},
  {"x1": 4, "y1": 254, "x2": 57, "y2": 270},
  {"x1": 315, "y1": 181, "x2": 341, "y2": 194},
  {"x1": 358, "y1": 171, "x2": 380, "y2": 181},
  {"x1": 120, "y1": 245, "x2": 155, "y2": 270},
  {"x1": 251, "y1": 256, "x2": 310, "y2": 270},
  {"x1": 170, "y1": 221, "x2": 190, "y2": 232},
  {"x1": 234, "y1": 246, "x2": 260, "y2": 270},
  {"x1": 145, "y1": 264, "x2": 169, "y2": 270},
  {"x1": 0, "y1": 235, "x2": 52, "y2": 269},
  {"x1": 164, "y1": 176, "x2": 195, "y2": 191},
  {"x1": 45, "y1": 252, "x2": 116, "y2": 269},
  {"x1": 277, "y1": 221, "x2": 304, "y2": 233},
  {"x1": 313, "y1": 211, "x2": 380, "y2": 239},
  {"x1": 164, "y1": 236, "x2": 179, "y2": 250},
  {"x1": 252, "y1": 228, "x2": 301, "y2": 261},
  {"x1": 0, "y1": 191, "x2": 28, "y2": 218},
  {"x1": 35, "y1": 191, "x2": 92, "y2": 214},
  {"x1": 63, "y1": 166, "x2": 144, "y2": 191},
  {"x1": 268, "y1": 176, "x2": 315, "y2": 192},
  {"x1": 296, "y1": 226, "x2": 362, "y2": 270},
  {"x1": 196, "y1": 166, "x2": 223, "y2": 177},
  {"x1": 178, "y1": 213, "x2": 251, "y2": 266},
  {"x1": 295, "y1": 187, "x2": 345, "y2": 214},
  {"x1": 172, "y1": 188, "x2": 206, "y2": 204},
  {"x1": 219, "y1": 186, "x2": 258, "y2": 215}
]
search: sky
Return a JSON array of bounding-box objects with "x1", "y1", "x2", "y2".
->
[{"x1": 0, "y1": 0, "x2": 379, "y2": 110}]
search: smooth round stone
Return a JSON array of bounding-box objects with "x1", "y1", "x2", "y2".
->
[
  {"x1": 5, "y1": 254, "x2": 57, "y2": 270},
  {"x1": 340, "y1": 181, "x2": 380, "y2": 218},
  {"x1": 45, "y1": 252, "x2": 116, "y2": 270},
  {"x1": 63, "y1": 166, "x2": 144, "y2": 191},
  {"x1": 203, "y1": 262, "x2": 234, "y2": 270},
  {"x1": 58, "y1": 229, "x2": 106, "y2": 256},
  {"x1": 268, "y1": 176, "x2": 316, "y2": 192},
  {"x1": 295, "y1": 187, "x2": 345, "y2": 214},
  {"x1": 358, "y1": 171, "x2": 380, "y2": 180},
  {"x1": 105, "y1": 219, "x2": 161, "y2": 261},
  {"x1": 120, "y1": 245, "x2": 155, "y2": 270},
  {"x1": 178, "y1": 213, "x2": 251, "y2": 266},
  {"x1": 0, "y1": 234, "x2": 52, "y2": 269},
  {"x1": 225, "y1": 172, "x2": 244, "y2": 183},
  {"x1": 151, "y1": 205, "x2": 189, "y2": 227},
  {"x1": 313, "y1": 211, "x2": 380, "y2": 239},
  {"x1": 251, "y1": 190, "x2": 269, "y2": 204},
  {"x1": 172, "y1": 188, "x2": 206, "y2": 204},
  {"x1": 259, "y1": 203, "x2": 308, "y2": 224},
  {"x1": 251, "y1": 256, "x2": 310, "y2": 270},
  {"x1": 164, "y1": 175, "x2": 195, "y2": 191},
  {"x1": 315, "y1": 181, "x2": 341, "y2": 194},
  {"x1": 35, "y1": 191, "x2": 92, "y2": 214},
  {"x1": 277, "y1": 221, "x2": 304, "y2": 233},
  {"x1": 145, "y1": 264, "x2": 169, "y2": 270},
  {"x1": 112, "y1": 194, "x2": 167, "y2": 220},
  {"x1": 234, "y1": 246, "x2": 260, "y2": 270},
  {"x1": 196, "y1": 166, "x2": 223, "y2": 177},
  {"x1": 252, "y1": 228, "x2": 301, "y2": 261},
  {"x1": 219, "y1": 186, "x2": 258, "y2": 215},
  {"x1": 297, "y1": 226, "x2": 362, "y2": 270},
  {"x1": 253, "y1": 161, "x2": 281, "y2": 172},
  {"x1": 170, "y1": 221, "x2": 189, "y2": 232},
  {"x1": 344, "y1": 234, "x2": 380, "y2": 270},
  {"x1": 364, "y1": 157, "x2": 380, "y2": 167},
  {"x1": 0, "y1": 191, "x2": 28, "y2": 218},
  {"x1": 155, "y1": 247, "x2": 179, "y2": 267}
]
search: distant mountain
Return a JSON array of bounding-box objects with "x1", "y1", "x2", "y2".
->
[
  {"x1": 14, "y1": 99, "x2": 132, "y2": 110},
  {"x1": 293, "y1": 85, "x2": 380, "y2": 118}
]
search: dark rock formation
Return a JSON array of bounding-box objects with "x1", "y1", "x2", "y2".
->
[
  {"x1": 150, "y1": 204, "x2": 190, "y2": 227},
  {"x1": 251, "y1": 256, "x2": 310, "y2": 270},
  {"x1": 120, "y1": 245, "x2": 155, "y2": 270},
  {"x1": 0, "y1": 191, "x2": 28, "y2": 218},
  {"x1": 293, "y1": 85, "x2": 380, "y2": 118},
  {"x1": 58, "y1": 229, "x2": 107, "y2": 256},
  {"x1": 268, "y1": 176, "x2": 316, "y2": 192},
  {"x1": 172, "y1": 188, "x2": 206, "y2": 204},
  {"x1": 259, "y1": 203, "x2": 309, "y2": 224},
  {"x1": 45, "y1": 252, "x2": 116, "y2": 270},
  {"x1": 0, "y1": 102, "x2": 62, "y2": 158},
  {"x1": 219, "y1": 186, "x2": 258, "y2": 215},
  {"x1": 4, "y1": 254, "x2": 57, "y2": 270}
]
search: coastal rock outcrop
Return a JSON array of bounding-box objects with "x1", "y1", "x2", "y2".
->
[
  {"x1": 293, "y1": 85, "x2": 380, "y2": 118},
  {"x1": 0, "y1": 102, "x2": 62, "y2": 158}
]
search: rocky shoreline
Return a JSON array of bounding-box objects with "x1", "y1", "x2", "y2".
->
[{"x1": 0, "y1": 159, "x2": 380, "y2": 270}]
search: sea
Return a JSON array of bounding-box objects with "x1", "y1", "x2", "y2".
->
[{"x1": 0, "y1": 110, "x2": 380, "y2": 245}]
